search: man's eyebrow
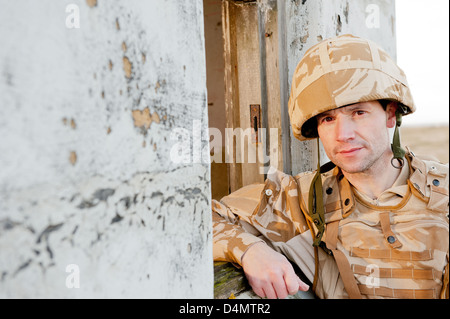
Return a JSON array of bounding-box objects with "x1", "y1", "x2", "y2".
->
[
  {"x1": 339, "y1": 104, "x2": 371, "y2": 114},
  {"x1": 345, "y1": 103, "x2": 372, "y2": 111},
  {"x1": 317, "y1": 104, "x2": 371, "y2": 120},
  {"x1": 317, "y1": 110, "x2": 334, "y2": 118}
]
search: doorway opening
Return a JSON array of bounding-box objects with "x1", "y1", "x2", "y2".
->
[{"x1": 203, "y1": 0, "x2": 283, "y2": 200}]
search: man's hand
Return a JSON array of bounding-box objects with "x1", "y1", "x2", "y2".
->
[{"x1": 241, "y1": 242, "x2": 310, "y2": 299}]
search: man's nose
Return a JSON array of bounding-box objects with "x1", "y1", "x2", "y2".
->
[{"x1": 335, "y1": 116, "x2": 356, "y2": 142}]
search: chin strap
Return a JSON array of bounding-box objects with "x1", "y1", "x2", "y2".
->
[
  {"x1": 308, "y1": 139, "x2": 335, "y2": 247},
  {"x1": 391, "y1": 106, "x2": 408, "y2": 168},
  {"x1": 308, "y1": 142, "x2": 325, "y2": 247}
]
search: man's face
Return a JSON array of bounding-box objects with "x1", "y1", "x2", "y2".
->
[{"x1": 317, "y1": 101, "x2": 397, "y2": 174}]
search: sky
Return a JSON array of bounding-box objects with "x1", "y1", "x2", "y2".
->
[{"x1": 396, "y1": 0, "x2": 449, "y2": 127}]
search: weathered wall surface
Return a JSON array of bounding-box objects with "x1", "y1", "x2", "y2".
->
[{"x1": 0, "y1": 0, "x2": 212, "y2": 298}]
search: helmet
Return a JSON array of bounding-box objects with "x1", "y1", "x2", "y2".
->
[{"x1": 288, "y1": 34, "x2": 416, "y2": 141}]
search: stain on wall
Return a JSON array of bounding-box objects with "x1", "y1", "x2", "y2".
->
[
  {"x1": 86, "y1": 0, "x2": 98, "y2": 8},
  {"x1": 122, "y1": 56, "x2": 132, "y2": 79},
  {"x1": 132, "y1": 107, "x2": 160, "y2": 134}
]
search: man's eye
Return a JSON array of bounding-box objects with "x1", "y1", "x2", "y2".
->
[
  {"x1": 355, "y1": 110, "x2": 366, "y2": 116},
  {"x1": 322, "y1": 116, "x2": 333, "y2": 123}
]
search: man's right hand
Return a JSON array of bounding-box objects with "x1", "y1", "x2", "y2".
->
[{"x1": 241, "y1": 242, "x2": 310, "y2": 299}]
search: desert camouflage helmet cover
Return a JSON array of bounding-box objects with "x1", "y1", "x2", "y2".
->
[{"x1": 288, "y1": 34, "x2": 416, "y2": 141}]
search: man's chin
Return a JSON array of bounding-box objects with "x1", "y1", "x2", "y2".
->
[{"x1": 333, "y1": 158, "x2": 367, "y2": 174}]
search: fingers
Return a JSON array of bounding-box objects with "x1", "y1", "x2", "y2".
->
[
  {"x1": 253, "y1": 273, "x2": 308, "y2": 299},
  {"x1": 273, "y1": 277, "x2": 289, "y2": 299},
  {"x1": 252, "y1": 286, "x2": 266, "y2": 299},
  {"x1": 277, "y1": 274, "x2": 310, "y2": 298},
  {"x1": 249, "y1": 274, "x2": 288, "y2": 299},
  {"x1": 248, "y1": 278, "x2": 279, "y2": 299},
  {"x1": 284, "y1": 271, "x2": 301, "y2": 296},
  {"x1": 264, "y1": 276, "x2": 309, "y2": 299},
  {"x1": 298, "y1": 277, "x2": 310, "y2": 292},
  {"x1": 263, "y1": 285, "x2": 278, "y2": 300}
]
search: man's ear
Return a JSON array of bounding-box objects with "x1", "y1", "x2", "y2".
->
[{"x1": 386, "y1": 101, "x2": 398, "y2": 128}]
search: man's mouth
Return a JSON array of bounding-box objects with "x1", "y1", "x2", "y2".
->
[{"x1": 338, "y1": 147, "x2": 362, "y2": 156}]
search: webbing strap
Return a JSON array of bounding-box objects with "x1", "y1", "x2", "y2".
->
[
  {"x1": 379, "y1": 212, "x2": 403, "y2": 249},
  {"x1": 350, "y1": 247, "x2": 433, "y2": 261},
  {"x1": 352, "y1": 264, "x2": 442, "y2": 280},
  {"x1": 440, "y1": 253, "x2": 449, "y2": 299},
  {"x1": 312, "y1": 245, "x2": 319, "y2": 293},
  {"x1": 326, "y1": 221, "x2": 363, "y2": 299},
  {"x1": 308, "y1": 139, "x2": 326, "y2": 247},
  {"x1": 358, "y1": 285, "x2": 437, "y2": 299}
]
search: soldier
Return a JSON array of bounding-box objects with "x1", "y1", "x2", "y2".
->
[{"x1": 212, "y1": 34, "x2": 449, "y2": 299}]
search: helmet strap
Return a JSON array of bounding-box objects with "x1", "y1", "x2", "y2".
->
[
  {"x1": 308, "y1": 138, "x2": 326, "y2": 247},
  {"x1": 391, "y1": 110, "x2": 406, "y2": 168}
]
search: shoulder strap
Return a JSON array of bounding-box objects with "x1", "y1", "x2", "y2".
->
[
  {"x1": 441, "y1": 253, "x2": 449, "y2": 299},
  {"x1": 307, "y1": 148, "x2": 336, "y2": 247},
  {"x1": 325, "y1": 221, "x2": 362, "y2": 299}
]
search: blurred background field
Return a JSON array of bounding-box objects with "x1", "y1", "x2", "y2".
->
[{"x1": 401, "y1": 125, "x2": 449, "y2": 164}]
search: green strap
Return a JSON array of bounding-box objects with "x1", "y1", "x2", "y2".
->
[
  {"x1": 391, "y1": 110, "x2": 406, "y2": 161},
  {"x1": 308, "y1": 138, "x2": 326, "y2": 247}
]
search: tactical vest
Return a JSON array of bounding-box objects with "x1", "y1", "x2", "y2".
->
[{"x1": 297, "y1": 151, "x2": 449, "y2": 299}]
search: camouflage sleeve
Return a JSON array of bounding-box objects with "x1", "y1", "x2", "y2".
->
[
  {"x1": 212, "y1": 199, "x2": 265, "y2": 266},
  {"x1": 212, "y1": 168, "x2": 311, "y2": 266}
]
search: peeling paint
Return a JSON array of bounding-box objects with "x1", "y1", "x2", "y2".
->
[
  {"x1": 62, "y1": 118, "x2": 76, "y2": 129},
  {"x1": 152, "y1": 111, "x2": 160, "y2": 124},
  {"x1": 36, "y1": 223, "x2": 63, "y2": 244},
  {"x1": 92, "y1": 188, "x2": 115, "y2": 201},
  {"x1": 86, "y1": 0, "x2": 97, "y2": 8},
  {"x1": 111, "y1": 213, "x2": 123, "y2": 224},
  {"x1": 69, "y1": 151, "x2": 77, "y2": 165},
  {"x1": 132, "y1": 107, "x2": 160, "y2": 133},
  {"x1": 343, "y1": 1, "x2": 349, "y2": 24},
  {"x1": 336, "y1": 14, "x2": 342, "y2": 35},
  {"x1": 132, "y1": 107, "x2": 151, "y2": 130},
  {"x1": 123, "y1": 56, "x2": 132, "y2": 79},
  {"x1": 76, "y1": 188, "x2": 115, "y2": 209},
  {"x1": 13, "y1": 259, "x2": 32, "y2": 277},
  {"x1": 300, "y1": 32, "x2": 309, "y2": 43}
]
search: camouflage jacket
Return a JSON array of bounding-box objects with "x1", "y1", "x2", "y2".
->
[{"x1": 212, "y1": 150, "x2": 449, "y2": 299}]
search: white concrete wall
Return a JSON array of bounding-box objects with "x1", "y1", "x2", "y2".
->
[{"x1": 0, "y1": 0, "x2": 213, "y2": 298}]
